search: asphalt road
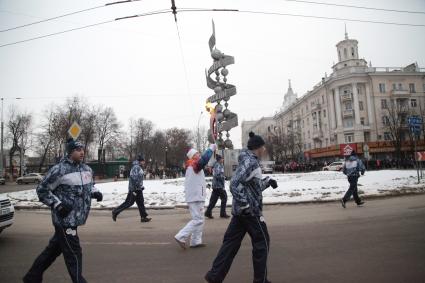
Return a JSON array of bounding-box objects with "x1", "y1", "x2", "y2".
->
[{"x1": 1, "y1": 195, "x2": 424, "y2": 283}]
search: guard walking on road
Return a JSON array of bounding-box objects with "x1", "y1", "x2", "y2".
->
[
  {"x1": 205, "y1": 154, "x2": 229, "y2": 219},
  {"x1": 23, "y1": 138, "x2": 103, "y2": 283},
  {"x1": 341, "y1": 150, "x2": 366, "y2": 208},
  {"x1": 205, "y1": 132, "x2": 278, "y2": 283},
  {"x1": 112, "y1": 155, "x2": 151, "y2": 222}
]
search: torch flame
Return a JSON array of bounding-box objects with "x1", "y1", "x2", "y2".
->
[{"x1": 205, "y1": 102, "x2": 215, "y2": 114}]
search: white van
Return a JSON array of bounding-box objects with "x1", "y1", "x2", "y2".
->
[{"x1": 0, "y1": 195, "x2": 15, "y2": 234}]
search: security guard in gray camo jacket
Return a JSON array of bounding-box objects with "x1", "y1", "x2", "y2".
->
[
  {"x1": 205, "y1": 132, "x2": 278, "y2": 283},
  {"x1": 23, "y1": 138, "x2": 103, "y2": 283}
]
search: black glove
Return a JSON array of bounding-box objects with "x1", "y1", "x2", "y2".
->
[
  {"x1": 92, "y1": 191, "x2": 103, "y2": 202},
  {"x1": 361, "y1": 171, "x2": 365, "y2": 176},
  {"x1": 55, "y1": 203, "x2": 72, "y2": 218},
  {"x1": 269, "y1": 178, "x2": 278, "y2": 189}
]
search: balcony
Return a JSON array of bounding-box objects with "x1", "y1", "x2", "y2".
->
[
  {"x1": 342, "y1": 109, "x2": 354, "y2": 117},
  {"x1": 391, "y1": 89, "x2": 410, "y2": 97},
  {"x1": 313, "y1": 129, "x2": 323, "y2": 140},
  {"x1": 311, "y1": 103, "x2": 321, "y2": 111},
  {"x1": 341, "y1": 93, "x2": 352, "y2": 101}
]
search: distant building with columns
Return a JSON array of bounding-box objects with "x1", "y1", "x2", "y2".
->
[{"x1": 273, "y1": 30, "x2": 425, "y2": 161}]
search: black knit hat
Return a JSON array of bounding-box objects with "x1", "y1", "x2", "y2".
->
[
  {"x1": 350, "y1": 150, "x2": 357, "y2": 156},
  {"x1": 216, "y1": 154, "x2": 222, "y2": 161},
  {"x1": 247, "y1": 131, "x2": 265, "y2": 150},
  {"x1": 66, "y1": 138, "x2": 84, "y2": 155},
  {"x1": 137, "y1": 154, "x2": 145, "y2": 162}
]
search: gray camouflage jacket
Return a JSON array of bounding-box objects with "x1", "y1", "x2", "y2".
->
[
  {"x1": 37, "y1": 157, "x2": 98, "y2": 228},
  {"x1": 128, "y1": 161, "x2": 144, "y2": 192},
  {"x1": 212, "y1": 162, "x2": 225, "y2": 189},
  {"x1": 230, "y1": 149, "x2": 270, "y2": 216},
  {"x1": 343, "y1": 155, "x2": 366, "y2": 178}
]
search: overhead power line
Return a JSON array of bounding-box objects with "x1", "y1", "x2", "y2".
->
[
  {"x1": 1, "y1": 7, "x2": 424, "y2": 48},
  {"x1": 281, "y1": 0, "x2": 425, "y2": 15},
  {"x1": 0, "y1": 0, "x2": 143, "y2": 33}
]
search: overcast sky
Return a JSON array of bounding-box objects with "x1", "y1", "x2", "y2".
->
[{"x1": 0, "y1": 0, "x2": 424, "y2": 149}]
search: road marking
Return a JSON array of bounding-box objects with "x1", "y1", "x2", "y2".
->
[{"x1": 82, "y1": 241, "x2": 171, "y2": 246}]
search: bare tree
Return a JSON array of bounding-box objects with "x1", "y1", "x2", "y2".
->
[
  {"x1": 165, "y1": 128, "x2": 191, "y2": 168},
  {"x1": 7, "y1": 106, "x2": 32, "y2": 177},
  {"x1": 384, "y1": 98, "x2": 410, "y2": 162},
  {"x1": 34, "y1": 107, "x2": 57, "y2": 171},
  {"x1": 191, "y1": 125, "x2": 208, "y2": 153},
  {"x1": 95, "y1": 106, "x2": 120, "y2": 163}
]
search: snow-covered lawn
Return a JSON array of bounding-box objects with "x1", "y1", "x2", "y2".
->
[{"x1": 2, "y1": 170, "x2": 424, "y2": 209}]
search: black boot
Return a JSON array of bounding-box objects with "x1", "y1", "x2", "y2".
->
[
  {"x1": 141, "y1": 217, "x2": 152, "y2": 222},
  {"x1": 340, "y1": 199, "x2": 346, "y2": 208},
  {"x1": 112, "y1": 210, "x2": 118, "y2": 222},
  {"x1": 204, "y1": 211, "x2": 214, "y2": 219}
]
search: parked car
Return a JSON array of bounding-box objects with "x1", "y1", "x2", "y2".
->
[
  {"x1": 0, "y1": 177, "x2": 5, "y2": 185},
  {"x1": 16, "y1": 173, "x2": 44, "y2": 184},
  {"x1": 322, "y1": 161, "x2": 344, "y2": 171},
  {"x1": 0, "y1": 195, "x2": 15, "y2": 234},
  {"x1": 261, "y1": 165, "x2": 274, "y2": 174}
]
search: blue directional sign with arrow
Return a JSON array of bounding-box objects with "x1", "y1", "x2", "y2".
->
[{"x1": 408, "y1": 116, "x2": 423, "y2": 136}]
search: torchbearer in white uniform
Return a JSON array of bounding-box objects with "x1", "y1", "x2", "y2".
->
[{"x1": 174, "y1": 143, "x2": 216, "y2": 249}]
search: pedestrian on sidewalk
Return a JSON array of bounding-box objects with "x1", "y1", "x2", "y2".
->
[
  {"x1": 23, "y1": 138, "x2": 103, "y2": 283},
  {"x1": 205, "y1": 154, "x2": 229, "y2": 219},
  {"x1": 205, "y1": 132, "x2": 278, "y2": 283},
  {"x1": 112, "y1": 155, "x2": 151, "y2": 222},
  {"x1": 174, "y1": 143, "x2": 216, "y2": 249},
  {"x1": 341, "y1": 150, "x2": 366, "y2": 208}
]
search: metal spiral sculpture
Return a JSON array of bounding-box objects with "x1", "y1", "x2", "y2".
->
[{"x1": 205, "y1": 20, "x2": 238, "y2": 150}]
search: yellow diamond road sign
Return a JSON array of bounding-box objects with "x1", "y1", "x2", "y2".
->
[{"x1": 68, "y1": 122, "x2": 82, "y2": 140}]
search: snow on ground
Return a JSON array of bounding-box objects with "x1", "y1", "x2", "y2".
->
[{"x1": 2, "y1": 170, "x2": 424, "y2": 209}]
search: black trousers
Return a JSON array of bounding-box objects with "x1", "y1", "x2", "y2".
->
[
  {"x1": 23, "y1": 226, "x2": 86, "y2": 283},
  {"x1": 206, "y1": 215, "x2": 270, "y2": 283},
  {"x1": 205, "y1": 189, "x2": 228, "y2": 217},
  {"x1": 343, "y1": 175, "x2": 361, "y2": 204},
  {"x1": 113, "y1": 190, "x2": 148, "y2": 218}
]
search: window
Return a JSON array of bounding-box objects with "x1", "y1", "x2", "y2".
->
[
  {"x1": 392, "y1": 83, "x2": 396, "y2": 90},
  {"x1": 379, "y1": 83, "x2": 386, "y2": 93},
  {"x1": 344, "y1": 133, "x2": 354, "y2": 143},
  {"x1": 359, "y1": 101, "x2": 364, "y2": 111},
  {"x1": 423, "y1": 84, "x2": 425, "y2": 92},
  {"x1": 409, "y1": 83, "x2": 416, "y2": 93},
  {"x1": 304, "y1": 143, "x2": 307, "y2": 150},
  {"x1": 381, "y1": 99, "x2": 388, "y2": 109},
  {"x1": 302, "y1": 120, "x2": 304, "y2": 128},
  {"x1": 307, "y1": 117, "x2": 310, "y2": 124},
  {"x1": 382, "y1": 116, "x2": 390, "y2": 126},
  {"x1": 411, "y1": 99, "x2": 417, "y2": 107},
  {"x1": 306, "y1": 105, "x2": 308, "y2": 111},
  {"x1": 351, "y1": 47, "x2": 355, "y2": 57},
  {"x1": 384, "y1": 132, "x2": 392, "y2": 141},
  {"x1": 344, "y1": 48, "x2": 347, "y2": 59},
  {"x1": 338, "y1": 50, "x2": 341, "y2": 61},
  {"x1": 323, "y1": 110, "x2": 326, "y2": 118},
  {"x1": 343, "y1": 118, "x2": 354, "y2": 128},
  {"x1": 398, "y1": 83, "x2": 403, "y2": 90},
  {"x1": 308, "y1": 143, "x2": 311, "y2": 149},
  {"x1": 322, "y1": 96, "x2": 325, "y2": 103},
  {"x1": 308, "y1": 130, "x2": 310, "y2": 139},
  {"x1": 360, "y1": 118, "x2": 365, "y2": 125},
  {"x1": 345, "y1": 102, "x2": 352, "y2": 110},
  {"x1": 364, "y1": 132, "x2": 371, "y2": 142}
]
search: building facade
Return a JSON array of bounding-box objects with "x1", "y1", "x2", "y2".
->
[{"x1": 272, "y1": 32, "x2": 425, "y2": 161}]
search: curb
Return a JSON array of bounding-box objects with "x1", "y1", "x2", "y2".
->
[{"x1": 13, "y1": 188, "x2": 425, "y2": 211}]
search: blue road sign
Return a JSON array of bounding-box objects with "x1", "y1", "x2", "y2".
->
[{"x1": 408, "y1": 116, "x2": 422, "y2": 136}]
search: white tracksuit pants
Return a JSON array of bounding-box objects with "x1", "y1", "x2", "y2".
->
[{"x1": 175, "y1": 201, "x2": 205, "y2": 246}]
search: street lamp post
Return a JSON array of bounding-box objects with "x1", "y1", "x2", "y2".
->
[{"x1": 197, "y1": 111, "x2": 203, "y2": 152}]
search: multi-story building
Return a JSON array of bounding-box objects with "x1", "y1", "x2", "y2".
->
[
  {"x1": 274, "y1": 31, "x2": 425, "y2": 161},
  {"x1": 241, "y1": 117, "x2": 276, "y2": 148}
]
